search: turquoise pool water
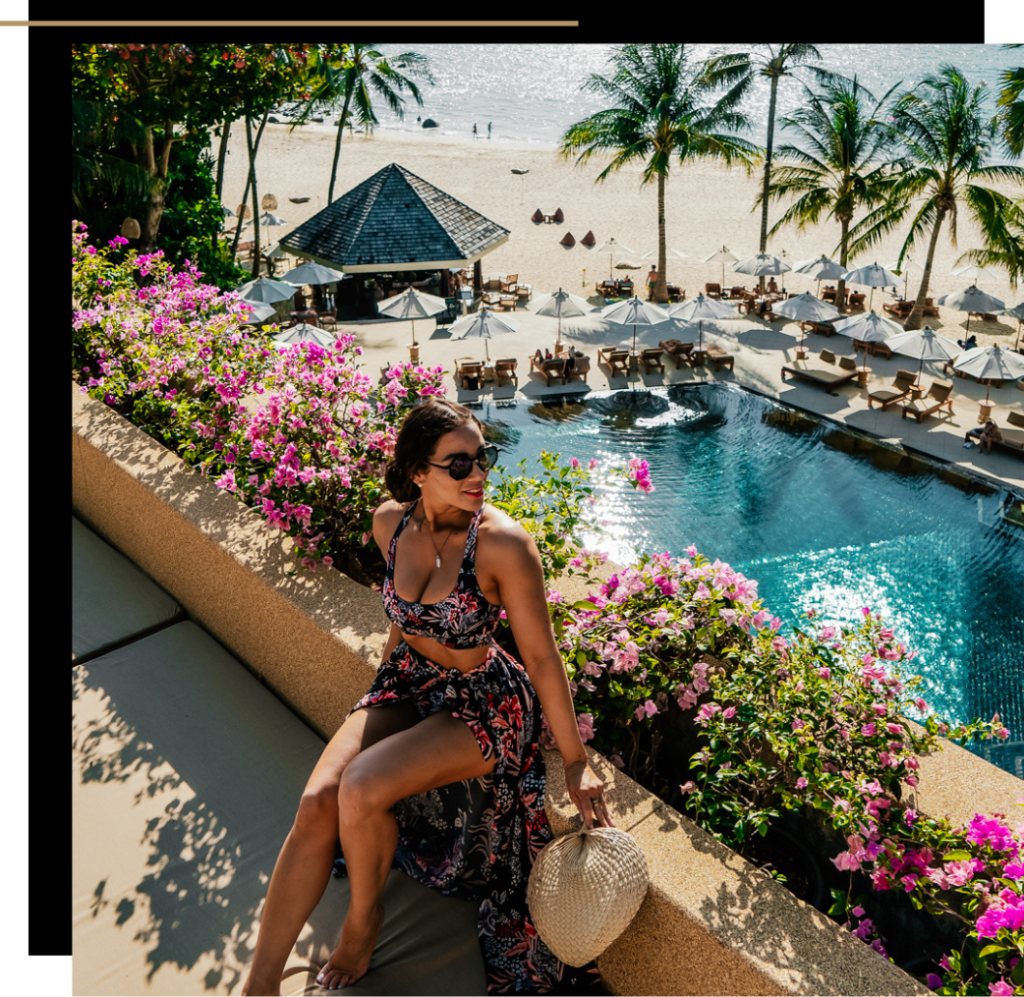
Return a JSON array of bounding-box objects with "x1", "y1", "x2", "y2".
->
[{"x1": 480, "y1": 383, "x2": 1024, "y2": 778}]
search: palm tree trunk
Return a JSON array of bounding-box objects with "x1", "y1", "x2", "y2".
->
[
  {"x1": 140, "y1": 123, "x2": 176, "y2": 254},
  {"x1": 836, "y1": 216, "x2": 850, "y2": 312},
  {"x1": 230, "y1": 109, "x2": 269, "y2": 262},
  {"x1": 214, "y1": 115, "x2": 231, "y2": 199},
  {"x1": 759, "y1": 75, "x2": 780, "y2": 295},
  {"x1": 904, "y1": 209, "x2": 947, "y2": 331},
  {"x1": 245, "y1": 113, "x2": 262, "y2": 279},
  {"x1": 655, "y1": 171, "x2": 668, "y2": 303},
  {"x1": 328, "y1": 91, "x2": 354, "y2": 205}
]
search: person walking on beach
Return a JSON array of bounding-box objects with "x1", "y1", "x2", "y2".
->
[
  {"x1": 241, "y1": 398, "x2": 611, "y2": 997},
  {"x1": 473, "y1": 122, "x2": 478, "y2": 139},
  {"x1": 488, "y1": 121, "x2": 492, "y2": 139},
  {"x1": 646, "y1": 266, "x2": 658, "y2": 301}
]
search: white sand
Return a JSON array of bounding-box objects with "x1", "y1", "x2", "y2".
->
[{"x1": 220, "y1": 121, "x2": 1023, "y2": 351}]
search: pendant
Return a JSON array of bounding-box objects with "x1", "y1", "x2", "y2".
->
[{"x1": 436, "y1": 554, "x2": 442, "y2": 568}]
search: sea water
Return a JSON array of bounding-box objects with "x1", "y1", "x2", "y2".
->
[{"x1": 303, "y1": 43, "x2": 1024, "y2": 160}]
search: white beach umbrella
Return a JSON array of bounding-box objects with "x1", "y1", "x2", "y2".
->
[
  {"x1": 279, "y1": 260, "x2": 345, "y2": 285},
  {"x1": 592, "y1": 237, "x2": 636, "y2": 280},
  {"x1": 375, "y1": 286, "x2": 449, "y2": 348},
  {"x1": 449, "y1": 307, "x2": 521, "y2": 361},
  {"x1": 791, "y1": 255, "x2": 848, "y2": 300},
  {"x1": 732, "y1": 252, "x2": 793, "y2": 278},
  {"x1": 1003, "y1": 302, "x2": 1024, "y2": 351},
  {"x1": 272, "y1": 322, "x2": 336, "y2": 348},
  {"x1": 842, "y1": 262, "x2": 904, "y2": 311},
  {"x1": 883, "y1": 326, "x2": 962, "y2": 382},
  {"x1": 770, "y1": 293, "x2": 842, "y2": 351},
  {"x1": 936, "y1": 285, "x2": 1006, "y2": 336},
  {"x1": 600, "y1": 296, "x2": 671, "y2": 354},
  {"x1": 702, "y1": 246, "x2": 739, "y2": 287},
  {"x1": 259, "y1": 212, "x2": 288, "y2": 228},
  {"x1": 952, "y1": 344, "x2": 1024, "y2": 403},
  {"x1": 239, "y1": 301, "x2": 279, "y2": 326},
  {"x1": 236, "y1": 275, "x2": 298, "y2": 305},
  {"x1": 883, "y1": 257, "x2": 923, "y2": 301},
  {"x1": 667, "y1": 293, "x2": 737, "y2": 352},
  {"x1": 529, "y1": 287, "x2": 594, "y2": 340},
  {"x1": 832, "y1": 310, "x2": 903, "y2": 371},
  {"x1": 951, "y1": 263, "x2": 1000, "y2": 287}
]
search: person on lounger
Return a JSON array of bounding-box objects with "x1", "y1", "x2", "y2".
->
[
  {"x1": 964, "y1": 420, "x2": 1001, "y2": 453},
  {"x1": 957, "y1": 334, "x2": 978, "y2": 351}
]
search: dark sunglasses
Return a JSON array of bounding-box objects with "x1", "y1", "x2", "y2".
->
[{"x1": 426, "y1": 444, "x2": 501, "y2": 480}]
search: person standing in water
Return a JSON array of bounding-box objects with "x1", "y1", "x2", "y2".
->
[
  {"x1": 488, "y1": 121, "x2": 492, "y2": 138},
  {"x1": 473, "y1": 122, "x2": 478, "y2": 139}
]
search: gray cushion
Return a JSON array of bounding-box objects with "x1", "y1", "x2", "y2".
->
[
  {"x1": 72, "y1": 515, "x2": 183, "y2": 660},
  {"x1": 72, "y1": 621, "x2": 486, "y2": 995}
]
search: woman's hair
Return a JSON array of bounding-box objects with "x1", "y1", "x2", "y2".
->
[{"x1": 384, "y1": 398, "x2": 484, "y2": 502}]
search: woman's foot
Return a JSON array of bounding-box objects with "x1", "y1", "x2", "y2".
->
[{"x1": 316, "y1": 903, "x2": 385, "y2": 991}]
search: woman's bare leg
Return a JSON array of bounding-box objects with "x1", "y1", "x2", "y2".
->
[
  {"x1": 316, "y1": 712, "x2": 496, "y2": 990},
  {"x1": 241, "y1": 702, "x2": 419, "y2": 997}
]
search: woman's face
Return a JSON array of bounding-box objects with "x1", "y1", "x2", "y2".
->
[{"x1": 413, "y1": 422, "x2": 488, "y2": 509}]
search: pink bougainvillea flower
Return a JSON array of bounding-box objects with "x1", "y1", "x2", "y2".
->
[
  {"x1": 988, "y1": 980, "x2": 1014, "y2": 996},
  {"x1": 722, "y1": 706, "x2": 737, "y2": 720},
  {"x1": 680, "y1": 781, "x2": 697, "y2": 794},
  {"x1": 926, "y1": 974, "x2": 942, "y2": 990},
  {"x1": 795, "y1": 777, "x2": 808, "y2": 790}
]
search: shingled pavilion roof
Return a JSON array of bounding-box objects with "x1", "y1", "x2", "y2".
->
[{"x1": 278, "y1": 163, "x2": 510, "y2": 273}]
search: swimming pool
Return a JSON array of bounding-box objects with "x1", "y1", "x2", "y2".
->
[{"x1": 480, "y1": 383, "x2": 1024, "y2": 778}]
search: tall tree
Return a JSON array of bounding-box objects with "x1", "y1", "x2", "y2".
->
[
  {"x1": 756, "y1": 76, "x2": 902, "y2": 311},
  {"x1": 291, "y1": 43, "x2": 432, "y2": 205},
  {"x1": 850, "y1": 65, "x2": 1024, "y2": 330},
  {"x1": 705, "y1": 44, "x2": 837, "y2": 291},
  {"x1": 997, "y1": 44, "x2": 1024, "y2": 158},
  {"x1": 559, "y1": 43, "x2": 758, "y2": 304}
]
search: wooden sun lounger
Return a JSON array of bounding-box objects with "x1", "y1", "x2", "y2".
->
[
  {"x1": 780, "y1": 349, "x2": 859, "y2": 394},
  {"x1": 530, "y1": 351, "x2": 568, "y2": 386},
  {"x1": 994, "y1": 411, "x2": 1024, "y2": 455},
  {"x1": 598, "y1": 345, "x2": 630, "y2": 377},
  {"x1": 493, "y1": 357, "x2": 518, "y2": 387},
  {"x1": 658, "y1": 339, "x2": 694, "y2": 369},
  {"x1": 454, "y1": 357, "x2": 484, "y2": 388},
  {"x1": 700, "y1": 345, "x2": 735, "y2": 373},
  {"x1": 900, "y1": 380, "x2": 954, "y2": 424},
  {"x1": 640, "y1": 347, "x2": 665, "y2": 374},
  {"x1": 799, "y1": 321, "x2": 837, "y2": 337},
  {"x1": 868, "y1": 369, "x2": 917, "y2": 410}
]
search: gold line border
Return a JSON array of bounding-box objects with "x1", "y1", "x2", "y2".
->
[{"x1": 5, "y1": 20, "x2": 580, "y2": 26}]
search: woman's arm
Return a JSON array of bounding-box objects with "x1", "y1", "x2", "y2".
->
[{"x1": 493, "y1": 526, "x2": 613, "y2": 828}]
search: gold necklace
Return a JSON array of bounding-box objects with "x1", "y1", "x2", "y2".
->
[{"x1": 421, "y1": 515, "x2": 457, "y2": 568}]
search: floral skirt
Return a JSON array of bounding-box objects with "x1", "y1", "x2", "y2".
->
[{"x1": 333, "y1": 638, "x2": 601, "y2": 995}]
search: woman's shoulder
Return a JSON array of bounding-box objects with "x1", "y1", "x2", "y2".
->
[
  {"x1": 477, "y1": 504, "x2": 535, "y2": 556},
  {"x1": 373, "y1": 499, "x2": 414, "y2": 549}
]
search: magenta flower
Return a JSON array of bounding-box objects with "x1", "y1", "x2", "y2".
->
[
  {"x1": 989, "y1": 980, "x2": 1014, "y2": 996},
  {"x1": 722, "y1": 706, "x2": 737, "y2": 720},
  {"x1": 679, "y1": 781, "x2": 697, "y2": 794},
  {"x1": 795, "y1": 777, "x2": 808, "y2": 790},
  {"x1": 926, "y1": 974, "x2": 942, "y2": 990}
]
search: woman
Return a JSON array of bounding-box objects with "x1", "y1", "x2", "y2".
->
[{"x1": 242, "y1": 398, "x2": 612, "y2": 996}]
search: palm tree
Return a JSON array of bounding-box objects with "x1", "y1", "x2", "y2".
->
[
  {"x1": 560, "y1": 43, "x2": 758, "y2": 305},
  {"x1": 72, "y1": 96, "x2": 151, "y2": 213},
  {"x1": 849, "y1": 65, "x2": 1024, "y2": 330},
  {"x1": 757, "y1": 76, "x2": 902, "y2": 310},
  {"x1": 292, "y1": 43, "x2": 432, "y2": 205},
  {"x1": 997, "y1": 44, "x2": 1024, "y2": 158},
  {"x1": 704, "y1": 44, "x2": 839, "y2": 292}
]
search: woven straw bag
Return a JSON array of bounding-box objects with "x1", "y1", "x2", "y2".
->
[{"x1": 527, "y1": 826, "x2": 649, "y2": 967}]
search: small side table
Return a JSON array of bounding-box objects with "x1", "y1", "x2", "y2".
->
[
  {"x1": 856, "y1": 366, "x2": 870, "y2": 388},
  {"x1": 979, "y1": 400, "x2": 994, "y2": 424},
  {"x1": 482, "y1": 363, "x2": 496, "y2": 383},
  {"x1": 795, "y1": 347, "x2": 809, "y2": 361},
  {"x1": 909, "y1": 383, "x2": 925, "y2": 401},
  {"x1": 628, "y1": 351, "x2": 640, "y2": 372}
]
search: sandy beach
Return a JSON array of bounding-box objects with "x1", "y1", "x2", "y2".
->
[{"x1": 221, "y1": 122, "x2": 1023, "y2": 348}]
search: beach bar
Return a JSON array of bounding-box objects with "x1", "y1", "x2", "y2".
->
[{"x1": 278, "y1": 162, "x2": 510, "y2": 320}]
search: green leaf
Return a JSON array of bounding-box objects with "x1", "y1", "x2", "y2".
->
[
  {"x1": 978, "y1": 944, "x2": 1009, "y2": 957},
  {"x1": 943, "y1": 849, "x2": 972, "y2": 861},
  {"x1": 572, "y1": 600, "x2": 598, "y2": 611}
]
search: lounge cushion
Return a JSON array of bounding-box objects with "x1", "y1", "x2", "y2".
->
[
  {"x1": 72, "y1": 621, "x2": 486, "y2": 995},
  {"x1": 72, "y1": 515, "x2": 184, "y2": 661}
]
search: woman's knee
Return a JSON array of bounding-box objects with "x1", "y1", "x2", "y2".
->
[
  {"x1": 293, "y1": 782, "x2": 342, "y2": 839},
  {"x1": 337, "y1": 757, "x2": 389, "y2": 822}
]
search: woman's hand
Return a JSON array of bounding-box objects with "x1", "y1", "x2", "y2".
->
[{"x1": 565, "y1": 760, "x2": 614, "y2": 829}]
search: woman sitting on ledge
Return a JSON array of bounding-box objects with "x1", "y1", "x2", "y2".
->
[{"x1": 242, "y1": 398, "x2": 612, "y2": 996}]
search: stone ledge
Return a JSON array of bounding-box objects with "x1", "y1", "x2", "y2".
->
[{"x1": 71, "y1": 382, "x2": 1018, "y2": 995}]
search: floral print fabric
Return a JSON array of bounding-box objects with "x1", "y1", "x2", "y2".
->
[
  {"x1": 381, "y1": 499, "x2": 502, "y2": 650},
  {"x1": 334, "y1": 639, "x2": 601, "y2": 994}
]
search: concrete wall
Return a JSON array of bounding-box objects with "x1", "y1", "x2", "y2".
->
[{"x1": 73, "y1": 382, "x2": 1020, "y2": 995}]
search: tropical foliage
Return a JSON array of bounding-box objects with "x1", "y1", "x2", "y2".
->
[
  {"x1": 289, "y1": 43, "x2": 433, "y2": 205},
  {"x1": 848, "y1": 65, "x2": 1024, "y2": 329},
  {"x1": 756, "y1": 75, "x2": 903, "y2": 307},
  {"x1": 560, "y1": 43, "x2": 758, "y2": 304}
]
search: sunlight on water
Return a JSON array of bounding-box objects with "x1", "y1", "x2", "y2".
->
[{"x1": 482, "y1": 385, "x2": 1024, "y2": 775}]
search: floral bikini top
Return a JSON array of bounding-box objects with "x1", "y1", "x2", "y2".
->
[{"x1": 382, "y1": 498, "x2": 503, "y2": 649}]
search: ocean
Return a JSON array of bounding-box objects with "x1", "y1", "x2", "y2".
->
[{"x1": 291, "y1": 43, "x2": 1022, "y2": 161}]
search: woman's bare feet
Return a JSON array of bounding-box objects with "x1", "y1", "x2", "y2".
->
[{"x1": 316, "y1": 903, "x2": 386, "y2": 991}]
